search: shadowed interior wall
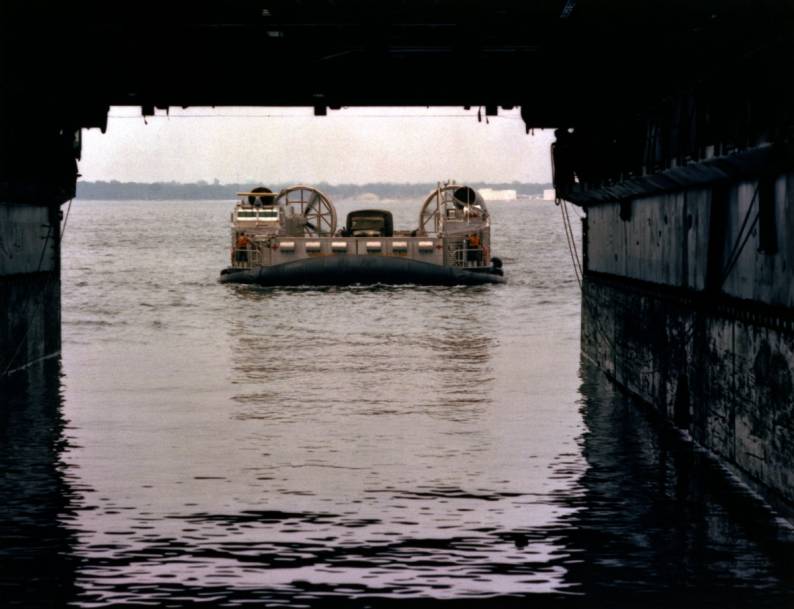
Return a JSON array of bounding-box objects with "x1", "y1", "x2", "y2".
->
[
  {"x1": 0, "y1": 203, "x2": 62, "y2": 375},
  {"x1": 582, "y1": 172, "x2": 794, "y2": 507}
]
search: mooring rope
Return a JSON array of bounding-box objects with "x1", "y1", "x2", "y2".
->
[
  {"x1": 558, "y1": 197, "x2": 582, "y2": 288},
  {"x1": 719, "y1": 182, "x2": 761, "y2": 288},
  {"x1": 61, "y1": 197, "x2": 73, "y2": 239},
  {"x1": 555, "y1": 196, "x2": 665, "y2": 367}
]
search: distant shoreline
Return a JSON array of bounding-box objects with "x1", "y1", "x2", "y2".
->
[{"x1": 76, "y1": 180, "x2": 552, "y2": 201}]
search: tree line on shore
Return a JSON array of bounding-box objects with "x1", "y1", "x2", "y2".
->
[{"x1": 76, "y1": 180, "x2": 552, "y2": 200}]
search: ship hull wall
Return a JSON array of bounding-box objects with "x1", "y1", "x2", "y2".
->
[
  {"x1": 0, "y1": 202, "x2": 61, "y2": 376},
  {"x1": 581, "y1": 172, "x2": 794, "y2": 509}
]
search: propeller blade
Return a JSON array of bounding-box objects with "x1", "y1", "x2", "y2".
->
[
  {"x1": 305, "y1": 192, "x2": 320, "y2": 211},
  {"x1": 305, "y1": 221, "x2": 317, "y2": 232}
]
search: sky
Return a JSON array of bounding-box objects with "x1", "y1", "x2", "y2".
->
[{"x1": 79, "y1": 107, "x2": 554, "y2": 184}]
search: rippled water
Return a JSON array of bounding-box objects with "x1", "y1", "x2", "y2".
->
[{"x1": 2, "y1": 199, "x2": 792, "y2": 607}]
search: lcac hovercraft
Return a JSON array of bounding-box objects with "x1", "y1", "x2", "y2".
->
[{"x1": 219, "y1": 183, "x2": 505, "y2": 286}]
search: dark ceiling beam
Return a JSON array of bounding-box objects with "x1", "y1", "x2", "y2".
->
[{"x1": 0, "y1": 0, "x2": 791, "y2": 130}]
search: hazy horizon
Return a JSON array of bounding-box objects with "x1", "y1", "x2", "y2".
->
[
  {"x1": 77, "y1": 178, "x2": 551, "y2": 186},
  {"x1": 79, "y1": 107, "x2": 554, "y2": 184}
]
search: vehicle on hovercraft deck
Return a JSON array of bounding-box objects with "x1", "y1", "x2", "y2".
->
[{"x1": 219, "y1": 183, "x2": 504, "y2": 286}]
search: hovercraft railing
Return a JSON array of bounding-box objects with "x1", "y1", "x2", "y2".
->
[
  {"x1": 232, "y1": 236, "x2": 495, "y2": 270},
  {"x1": 231, "y1": 248, "x2": 263, "y2": 269},
  {"x1": 449, "y1": 246, "x2": 486, "y2": 268}
]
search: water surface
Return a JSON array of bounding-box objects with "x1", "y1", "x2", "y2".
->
[{"x1": 1, "y1": 198, "x2": 792, "y2": 607}]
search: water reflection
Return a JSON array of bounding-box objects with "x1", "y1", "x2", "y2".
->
[
  {"x1": 2, "y1": 355, "x2": 792, "y2": 607},
  {"x1": 0, "y1": 360, "x2": 77, "y2": 607},
  {"x1": 41, "y1": 199, "x2": 794, "y2": 606},
  {"x1": 540, "y1": 359, "x2": 794, "y2": 606},
  {"x1": 227, "y1": 285, "x2": 496, "y2": 424},
  {"x1": 208, "y1": 285, "x2": 561, "y2": 601}
]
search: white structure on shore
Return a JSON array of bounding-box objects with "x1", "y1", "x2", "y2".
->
[
  {"x1": 543, "y1": 188, "x2": 556, "y2": 201},
  {"x1": 478, "y1": 188, "x2": 517, "y2": 201}
]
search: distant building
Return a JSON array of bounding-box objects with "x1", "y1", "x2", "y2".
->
[
  {"x1": 543, "y1": 188, "x2": 556, "y2": 201},
  {"x1": 357, "y1": 192, "x2": 381, "y2": 203},
  {"x1": 479, "y1": 188, "x2": 517, "y2": 201}
]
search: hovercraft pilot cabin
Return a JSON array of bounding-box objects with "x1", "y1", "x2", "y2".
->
[{"x1": 219, "y1": 183, "x2": 504, "y2": 286}]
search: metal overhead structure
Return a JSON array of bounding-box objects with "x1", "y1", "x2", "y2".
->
[{"x1": 2, "y1": 1, "x2": 793, "y2": 126}]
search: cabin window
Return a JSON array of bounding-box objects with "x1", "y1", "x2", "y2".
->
[
  {"x1": 258, "y1": 210, "x2": 279, "y2": 221},
  {"x1": 351, "y1": 217, "x2": 383, "y2": 231},
  {"x1": 237, "y1": 211, "x2": 257, "y2": 219}
]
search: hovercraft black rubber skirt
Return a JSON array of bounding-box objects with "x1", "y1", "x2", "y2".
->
[{"x1": 220, "y1": 256, "x2": 505, "y2": 286}]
